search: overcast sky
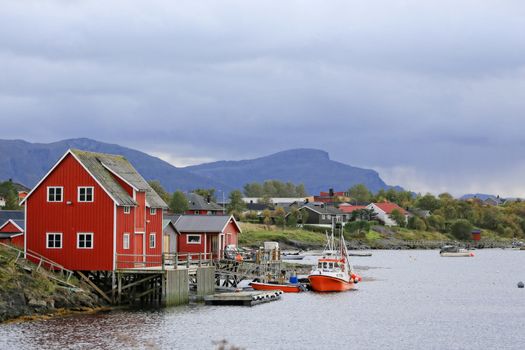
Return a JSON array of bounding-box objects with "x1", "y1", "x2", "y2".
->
[{"x1": 1, "y1": 0, "x2": 525, "y2": 196}]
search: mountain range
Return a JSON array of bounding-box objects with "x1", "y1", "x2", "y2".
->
[{"x1": 0, "y1": 138, "x2": 397, "y2": 195}]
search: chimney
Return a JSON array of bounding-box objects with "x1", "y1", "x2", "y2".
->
[
  {"x1": 329, "y1": 188, "x2": 334, "y2": 197},
  {"x1": 207, "y1": 195, "x2": 211, "y2": 203}
]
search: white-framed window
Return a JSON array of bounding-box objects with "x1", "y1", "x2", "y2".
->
[
  {"x1": 327, "y1": 215, "x2": 332, "y2": 220},
  {"x1": 321, "y1": 215, "x2": 326, "y2": 220},
  {"x1": 46, "y1": 233, "x2": 62, "y2": 249},
  {"x1": 77, "y1": 232, "x2": 93, "y2": 249},
  {"x1": 123, "y1": 206, "x2": 130, "y2": 214},
  {"x1": 187, "y1": 234, "x2": 201, "y2": 244},
  {"x1": 194, "y1": 210, "x2": 199, "y2": 215},
  {"x1": 149, "y1": 233, "x2": 156, "y2": 248},
  {"x1": 47, "y1": 187, "x2": 63, "y2": 202},
  {"x1": 150, "y1": 208, "x2": 156, "y2": 215},
  {"x1": 123, "y1": 233, "x2": 130, "y2": 249},
  {"x1": 78, "y1": 187, "x2": 94, "y2": 202}
]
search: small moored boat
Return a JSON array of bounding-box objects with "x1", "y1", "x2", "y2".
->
[
  {"x1": 439, "y1": 245, "x2": 474, "y2": 257},
  {"x1": 250, "y1": 281, "x2": 303, "y2": 293},
  {"x1": 308, "y1": 225, "x2": 361, "y2": 292}
]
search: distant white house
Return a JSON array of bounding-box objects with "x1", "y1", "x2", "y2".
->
[
  {"x1": 367, "y1": 202, "x2": 410, "y2": 227},
  {"x1": 241, "y1": 197, "x2": 308, "y2": 206},
  {"x1": 0, "y1": 196, "x2": 5, "y2": 207}
]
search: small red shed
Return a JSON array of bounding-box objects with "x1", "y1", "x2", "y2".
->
[
  {"x1": 0, "y1": 219, "x2": 24, "y2": 248},
  {"x1": 173, "y1": 215, "x2": 241, "y2": 259}
]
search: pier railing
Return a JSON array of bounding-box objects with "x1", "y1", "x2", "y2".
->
[{"x1": 115, "y1": 252, "x2": 215, "y2": 271}]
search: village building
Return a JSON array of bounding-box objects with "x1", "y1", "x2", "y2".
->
[
  {"x1": 185, "y1": 192, "x2": 226, "y2": 215},
  {"x1": 338, "y1": 203, "x2": 367, "y2": 214},
  {"x1": 0, "y1": 211, "x2": 24, "y2": 248},
  {"x1": 164, "y1": 214, "x2": 241, "y2": 259},
  {"x1": 366, "y1": 202, "x2": 409, "y2": 226},
  {"x1": 21, "y1": 149, "x2": 168, "y2": 271},
  {"x1": 289, "y1": 202, "x2": 348, "y2": 226}
]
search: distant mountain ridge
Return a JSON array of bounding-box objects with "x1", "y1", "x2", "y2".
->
[
  {"x1": 185, "y1": 148, "x2": 396, "y2": 194},
  {"x1": 0, "y1": 138, "x2": 230, "y2": 192},
  {"x1": 0, "y1": 138, "x2": 399, "y2": 195}
]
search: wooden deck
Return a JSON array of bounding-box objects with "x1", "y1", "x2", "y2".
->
[{"x1": 204, "y1": 290, "x2": 282, "y2": 306}]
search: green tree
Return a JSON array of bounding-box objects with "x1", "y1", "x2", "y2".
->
[
  {"x1": 148, "y1": 180, "x2": 170, "y2": 204},
  {"x1": 0, "y1": 181, "x2": 20, "y2": 210},
  {"x1": 415, "y1": 193, "x2": 440, "y2": 212},
  {"x1": 274, "y1": 207, "x2": 286, "y2": 227},
  {"x1": 262, "y1": 209, "x2": 272, "y2": 227},
  {"x1": 193, "y1": 188, "x2": 216, "y2": 202},
  {"x1": 407, "y1": 216, "x2": 427, "y2": 231},
  {"x1": 390, "y1": 209, "x2": 406, "y2": 227},
  {"x1": 450, "y1": 219, "x2": 473, "y2": 240},
  {"x1": 257, "y1": 194, "x2": 273, "y2": 206},
  {"x1": 243, "y1": 183, "x2": 263, "y2": 197},
  {"x1": 427, "y1": 215, "x2": 446, "y2": 232},
  {"x1": 348, "y1": 184, "x2": 372, "y2": 204},
  {"x1": 299, "y1": 208, "x2": 309, "y2": 225},
  {"x1": 287, "y1": 208, "x2": 299, "y2": 227},
  {"x1": 169, "y1": 191, "x2": 188, "y2": 214},
  {"x1": 227, "y1": 190, "x2": 246, "y2": 218},
  {"x1": 345, "y1": 221, "x2": 371, "y2": 238}
]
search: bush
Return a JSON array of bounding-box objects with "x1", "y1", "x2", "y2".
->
[
  {"x1": 302, "y1": 225, "x2": 329, "y2": 233},
  {"x1": 450, "y1": 219, "x2": 473, "y2": 240},
  {"x1": 427, "y1": 215, "x2": 446, "y2": 232},
  {"x1": 407, "y1": 216, "x2": 427, "y2": 231}
]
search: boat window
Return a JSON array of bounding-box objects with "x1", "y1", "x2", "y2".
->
[
  {"x1": 318, "y1": 262, "x2": 323, "y2": 268},
  {"x1": 323, "y1": 262, "x2": 328, "y2": 268},
  {"x1": 329, "y1": 263, "x2": 334, "y2": 269}
]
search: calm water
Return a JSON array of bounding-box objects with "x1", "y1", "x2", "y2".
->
[{"x1": 1, "y1": 249, "x2": 525, "y2": 350}]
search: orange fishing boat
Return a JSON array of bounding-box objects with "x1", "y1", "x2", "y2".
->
[
  {"x1": 250, "y1": 281, "x2": 302, "y2": 293},
  {"x1": 308, "y1": 223, "x2": 361, "y2": 292}
]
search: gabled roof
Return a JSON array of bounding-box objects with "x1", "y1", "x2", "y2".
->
[
  {"x1": 174, "y1": 215, "x2": 241, "y2": 233},
  {"x1": 0, "y1": 210, "x2": 24, "y2": 222},
  {"x1": 0, "y1": 219, "x2": 24, "y2": 232},
  {"x1": 187, "y1": 193, "x2": 224, "y2": 212},
  {"x1": 163, "y1": 219, "x2": 178, "y2": 233},
  {"x1": 371, "y1": 202, "x2": 407, "y2": 215},
  {"x1": 300, "y1": 203, "x2": 345, "y2": 215},
  {"x1": 21, "y1": 149, "x2": 168, "y2": 209}
]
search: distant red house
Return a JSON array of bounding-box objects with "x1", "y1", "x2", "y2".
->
[
  {"x1": 0, "y1": 219, "x2": 24, "y2": 248},
  {"x1": 21, "y1": 149, "x2": 168, "y2": 271},
  {"x1": 314, "y1": 189, "x2": 351, "y2": 204},
  {"x1": 338, "y1": 204, "x2": 367, "y2": 214},
  {"x1": 171, "y1": 215, "x2": 241, "y2": 259}
]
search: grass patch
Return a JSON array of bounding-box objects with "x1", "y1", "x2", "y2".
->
[
  {"x1": 365, "y1": 230, "x2": 382, "y2": 241},
  {"x1": 393, "y1": 227, "x2": 451, "y2": 241}
]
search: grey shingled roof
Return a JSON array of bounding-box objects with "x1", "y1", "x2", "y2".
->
[
  {"x1": 302, "y1": 203, "x2": 344, "y2": 215},
  {"x1": 174, "y1": 215, "x2": 234, "y2": 233},
  {"x1": 0, "y1": 210, "x2": 24, "y2": 222},
  {"x1": 71, "y1": 149, "x2": 168, "y2": 208},
  {"x1": 187, "y1": 193, "x2": 225, "y2": 212}
]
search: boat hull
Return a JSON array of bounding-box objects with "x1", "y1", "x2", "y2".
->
[
  {"x1": 440, "y1": 252, "x2": 474, "y2": 257},
  {"x1": 308, "y1": 275, "x2": 354, "y2": 292},
  {"x1": 250, "y1": 282, "x2": 302, "y2": 293}
]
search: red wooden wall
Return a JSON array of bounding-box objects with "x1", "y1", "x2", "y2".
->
[{"x1": 26, "y1": 154, "x2": 114, "y2": 271}]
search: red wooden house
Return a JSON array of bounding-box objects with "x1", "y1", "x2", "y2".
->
[
  {"x1": 0, "y1": 219, "x2": 24, "y2": 248},
  {"x1": 21, "y1": 149, "x2": 168, "y2": 271},
  {"x1": 170, "y1": 215, "x2": 241, "y2": 258}
]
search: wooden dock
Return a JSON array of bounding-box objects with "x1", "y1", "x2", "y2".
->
[{"x1": 204, "y1": 291, "x2": 282, "y2": 306}]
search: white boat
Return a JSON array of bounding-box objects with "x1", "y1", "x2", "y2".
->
[{"x1": 439, "y1": 245, "x2": 474, "y2": 257}]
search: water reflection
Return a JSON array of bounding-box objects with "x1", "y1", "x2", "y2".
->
[{"x1": 2, "y1": 250, "x2": 525, "y2": 350}]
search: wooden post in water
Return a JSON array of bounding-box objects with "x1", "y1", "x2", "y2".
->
[
  {"x1": 196, "y1": 266, "x2": 216, "y2": 300},
  {"x1": 164, "y1": 269, "x2": 189, "y2": 306}
]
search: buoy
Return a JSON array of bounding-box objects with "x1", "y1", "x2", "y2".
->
[
  {"x1": 518, "y1": 281, "x2": 524, "y2": 288},
  {"x1": 470, "y1": 252, "x2": 475, "y2": 257}
]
